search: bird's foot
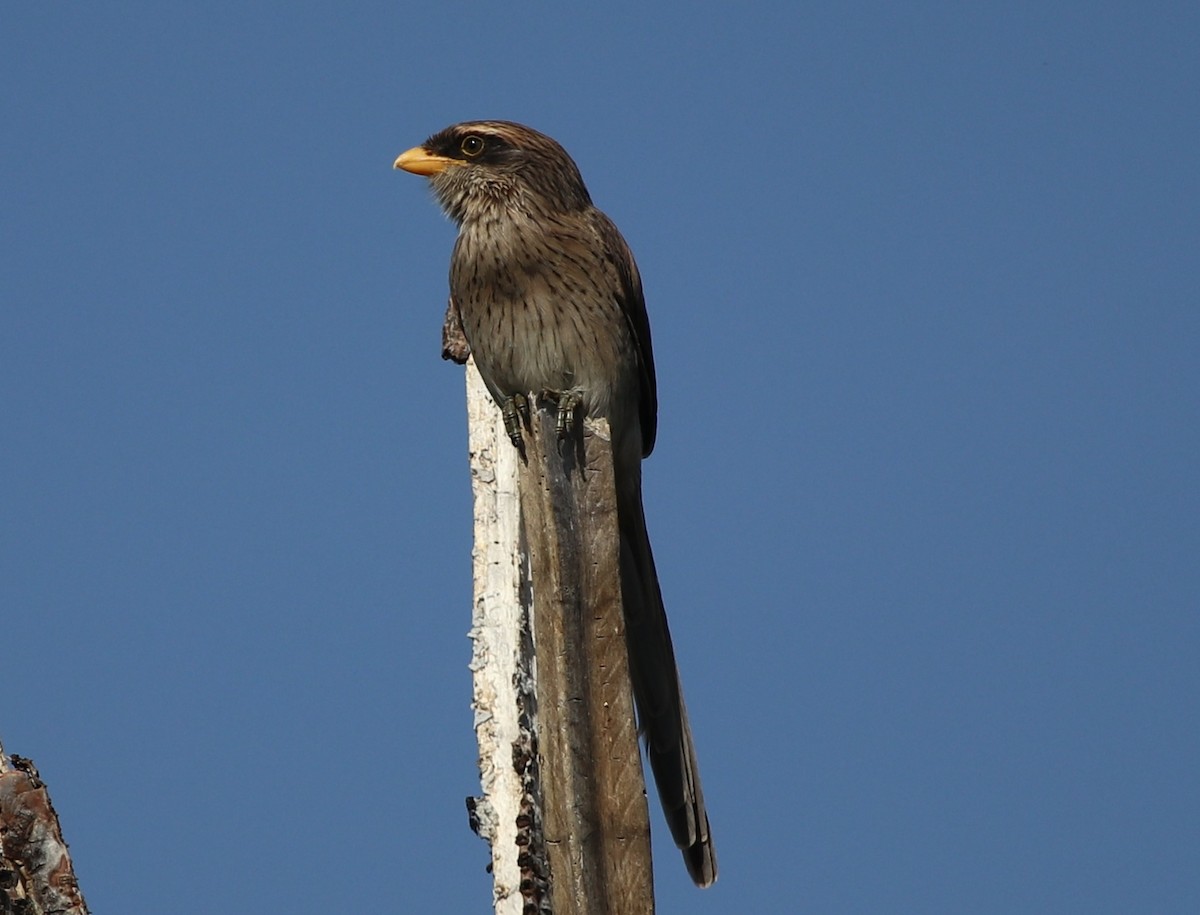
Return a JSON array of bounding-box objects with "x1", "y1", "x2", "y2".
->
[
  {"x1": 542, "y1": 390, "x2": 582, "y2": 440},
  {"x1": 500, "y1": 393, "x2": 529, "y2": 449},
  {"x1": 440, "y1": 296, "x2": 470, "y2": 364}
]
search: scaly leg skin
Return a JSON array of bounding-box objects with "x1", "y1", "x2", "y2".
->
[
  {"x1": 550, "y1": 391, "x2": 581, "y2": 440},
  {"x1": 500, "y1": 393, "x2": 529, "y2": 449}
]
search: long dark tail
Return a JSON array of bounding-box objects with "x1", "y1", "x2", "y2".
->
[{"x1": 617, "y1": 470, "x2": 717, "y2": 887}]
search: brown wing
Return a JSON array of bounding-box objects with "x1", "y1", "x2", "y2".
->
[{"x1": 592, "y1": 209, "x2": 658, "y2": 457}]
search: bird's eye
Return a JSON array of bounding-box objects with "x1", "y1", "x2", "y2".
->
[{"x1": 460, "y1": 135, "x2": 485, "y2": 157}]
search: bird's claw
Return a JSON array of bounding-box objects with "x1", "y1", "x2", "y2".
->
[{"x1": 500, "y1": 393, "x2": 529, "y2": 449}]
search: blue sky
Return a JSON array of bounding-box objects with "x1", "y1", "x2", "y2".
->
[{"x1": 4, "y1": 3, "x2": 1197, "y2": 912}]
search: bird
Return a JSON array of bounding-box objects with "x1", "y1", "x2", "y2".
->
[{"x1": 394, "y1": 120, "x2": 716, "y2": 888}]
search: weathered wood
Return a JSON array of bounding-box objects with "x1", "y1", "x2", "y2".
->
[
  {"x1": 465, "y1": 362, "x2": 531, "y2": 914},
  {"x1": 463, "y1": 359, "x2": 654, "y2": 914},
  {"x1": 518, "y1": 405, "x2": 655, "y2": 915},
  {"x1": 0, "y1": 739, "x2": 90, "y2": 915}
]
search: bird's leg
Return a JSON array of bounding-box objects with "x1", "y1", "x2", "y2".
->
[
  {"x1": 440, "y1": 295, "x2": 470, "y2": 364},
  {"x1": 500, "y1": 393, "x2": 529, "y2": 449}
]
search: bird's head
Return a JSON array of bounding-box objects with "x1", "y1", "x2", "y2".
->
[{"x1": 394, "y1": 120, "x2": 593, "y2": 224}]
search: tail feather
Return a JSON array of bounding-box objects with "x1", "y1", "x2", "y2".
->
[{"x1": 617, "y1": 475, "x2": 717, "y2": 887}]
